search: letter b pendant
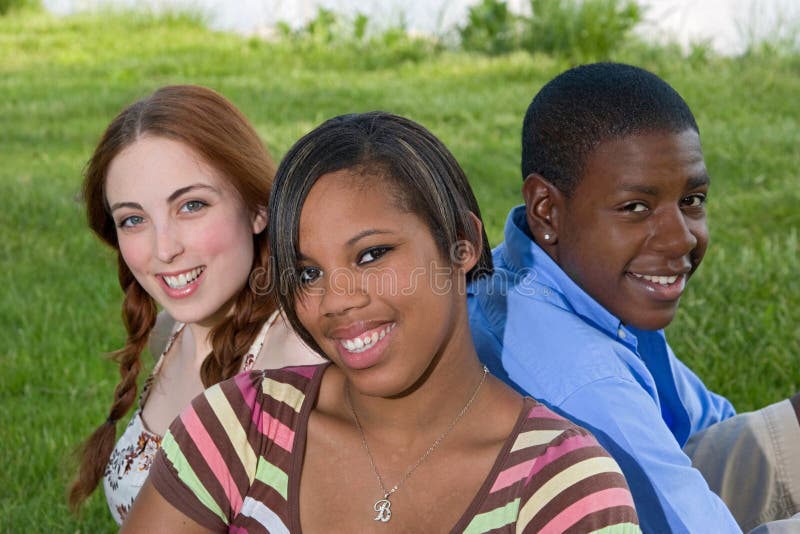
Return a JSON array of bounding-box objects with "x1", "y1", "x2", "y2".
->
[{"x1": 373, "y1": 496, "x2": 392, "y2": 522}]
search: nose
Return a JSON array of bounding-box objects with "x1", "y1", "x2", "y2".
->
[
  {"x1": 648, "y1": 206, "x2": 698, "y2": 258},
  {"x1": 153, "y1": 221, "x2": 184, "y2": 264},
  {"x1": 318, "y1": 268, "x2": 370, "y2": 317}
]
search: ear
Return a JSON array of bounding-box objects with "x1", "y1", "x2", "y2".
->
[
  {"x1": 521, "y1": 174, "x2": 565, "y2": 247},
  {"x1": 454, "y1": 211, "x2": 483, "y2": 273},
  {"x1": 251, "y1": 206, "x2": 268, "y2": 235}
]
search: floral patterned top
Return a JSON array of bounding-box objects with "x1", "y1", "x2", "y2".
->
[{"x1": 102, "y1": 311, "x2": 278, "y2": 524}]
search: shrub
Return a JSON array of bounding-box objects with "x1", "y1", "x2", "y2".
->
[
  {"x1": 523, "y1": 0, "x2": 642, "y2": 62},
  {"x1": 459, "y1": 0, "x2": 522, "y2": 55},
  {"x1": 272, "y1": 7, "x2": 441, "y2": 70},
  {"x1": 0, "y1": 0, "x2": 39, "y2": 16}
]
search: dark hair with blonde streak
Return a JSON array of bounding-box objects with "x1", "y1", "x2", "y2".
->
[
  {"x1": 69, "y1": 85, "x2": 277, "y2": 511},
  {"x1": 268, "y1": 111, "x2": 493, "y2": 354}
]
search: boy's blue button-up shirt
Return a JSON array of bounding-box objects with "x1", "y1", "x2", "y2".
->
[{"x1": 468, "y1": 205, "x2": 740, "y2": 533}]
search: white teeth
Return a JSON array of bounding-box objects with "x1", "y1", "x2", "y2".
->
[
  {"x1": 632, "y1": 273, "x2": 679, "y2": 285},
  {"x1": 163, "y1": 267, "x2": 204, "y2": 289},
  {"x1": 340, "y1": 323, "x2": 396, "y2": 353}
]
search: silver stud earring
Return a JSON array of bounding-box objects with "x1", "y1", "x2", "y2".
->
[{"x1": 543, "y1": 233, "x2": 551, "y2": 241}]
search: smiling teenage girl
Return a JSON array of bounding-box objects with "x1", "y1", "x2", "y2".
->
[
  {"x1": 121, "y1": 112, "x2": 640, "y2": 532},
  {"x1": 69, "y1": 85, "x2": 322, "y2": 523}
]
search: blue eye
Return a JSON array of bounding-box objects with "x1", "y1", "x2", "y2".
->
[
  {"x1": 180, "y1": 200, "x2": 207, "y2": 213},
  {"x1": 299, "y1": 266, "x2": 323, "y2": 285},
  {"x1": 118, "y1": 215, "x2": 144, "y2": 228},
  {"x1": 358, "y1": 247, "x2": 390, "y2": 265}
]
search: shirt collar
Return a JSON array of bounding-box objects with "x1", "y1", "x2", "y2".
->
[{"x1": 501, "y1": 205, "x2": 635, "y2": 345}]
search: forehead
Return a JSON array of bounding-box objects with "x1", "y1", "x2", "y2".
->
[
  {"x1": 298, "y1": 170, "x2": 424, "y2": 246},
  {"x1": 580, "y1": 129, "x2": 706, "y2": 191},
  {"x1": 104, "y1": 136, "x2": 226, "y2": 200},
  {"x1": 301, "y1": 170, "x2": 394, "y2": 222}
]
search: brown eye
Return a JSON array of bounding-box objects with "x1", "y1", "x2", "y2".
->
[
  {"x1": 358, "y1": 246, "x2": 391, "y2": 265},
  {"x1": 682, "y1": 194, "x2": 706, "y2": 208},
  {"x1": 299, "y1": 266, "x2": 323, "y2": 285},
  {"x1": 622, "y1": 202, "x2": 648, "y2": 213}
]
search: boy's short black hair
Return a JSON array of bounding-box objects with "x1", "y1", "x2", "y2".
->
[{"x1": 521, "y1": 62, "x2": 700, "y2": 194}]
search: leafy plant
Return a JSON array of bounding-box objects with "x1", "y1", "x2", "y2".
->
[
  {"x1": 459, "y1": 0, "x2": 521, "y2": 55},
  {"x1": 0, "y1": 0, "x2": 39, "y2": 16},
  {"x1": 524, "y1": 0, "x2": 642, "y2": 62}
]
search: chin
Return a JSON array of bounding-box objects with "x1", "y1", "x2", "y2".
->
[{"x1": 622, "y1": 311, "x2": 677, "y2": 332}]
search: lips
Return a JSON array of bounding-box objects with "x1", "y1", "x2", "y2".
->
[
  {"x1": 157, "y1": 266, "x2": 205, "y2": 298},
  {"x1": 630, "y1": 272, "x2": 679, "y2": 286},
  {"x1": 627, "y1": 271, "x2": 687, "y2": 300},
  {"x1": 330, "y1": 321, "x2": 397, "y2": 370},
  {"x1": 161, "y1": 266, "x2": 205, "y2": 289},
  {"x1": 340, "y1": 323, "x2": 396, "y2": 353}
]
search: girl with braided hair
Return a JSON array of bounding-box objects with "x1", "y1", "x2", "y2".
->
[{"x1": 69, "y1": 85, "x2": 322, "y2": 523}]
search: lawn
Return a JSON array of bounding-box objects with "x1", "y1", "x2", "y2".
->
[{"x1": 1, "y1": 6, "x2": 798, "y2": 531}]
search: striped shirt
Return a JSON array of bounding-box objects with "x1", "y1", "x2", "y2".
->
[{"x1": 150, "y1": 364, "x2": 640, "y2": 532}]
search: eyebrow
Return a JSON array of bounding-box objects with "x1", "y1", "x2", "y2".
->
[
  {"x1": 109, "y1": 184, "x2": 219, "y2": 213},
  {"x1": 167, "y1": 184, "x2": 219, "y2": 203},
  {"x1": 296, "y1": 229, "x2": 395, "y2": 261},
  {"x1": 687, "y1": 174, "x2": 711, "y2": 189},
  {"x1": 109, "y1": 201, "x2": 142, "y2": 213},
  {"x1": 346, "y1": 229, "x2": 394, "y2": 247},
  {"x1": 618, "y1": 174, "x2": 711, "y2": 196}
]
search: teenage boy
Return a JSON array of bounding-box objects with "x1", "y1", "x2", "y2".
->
[{"x1": 468, "y1": 62, "x2": 800, "y2": 532}]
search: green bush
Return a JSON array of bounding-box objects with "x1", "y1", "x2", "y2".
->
[
  {"x1": 457, "y1": 0, "x2": 642, "y2": 61},
  {"x1": 275, "y1": 7, "x2": 441, "y2": 69},
  {"x1": 524, "y1": 0, "x2": 642, "y2": 62},
  {"x1": 460, "y1": 0, "x2": 522, "y2": 55},
  {"x1": 0, "y1": 0, "x2": 38, "y2": 16}
]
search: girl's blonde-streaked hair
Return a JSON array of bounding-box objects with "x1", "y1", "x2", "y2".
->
[{"x1": 69, "y1": 85, "x2": 277, "y2": 511}]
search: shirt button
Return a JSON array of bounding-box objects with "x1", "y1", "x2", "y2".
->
[{"x1": 618, "y1": 328, "x2": 627, "y2": 339}]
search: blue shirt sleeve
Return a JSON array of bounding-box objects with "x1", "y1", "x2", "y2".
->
[
  {"x1": 468, "y1": 285, "x2": 743, "y2": 533},
  {"x1": 557, "y1": 376, "x2": 740, "y2": 533}
]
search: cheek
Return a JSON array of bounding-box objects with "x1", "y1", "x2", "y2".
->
[
  {"x1": 117, "y1": 233, "x2": 150, "y2": 273},
  {"x1": 294, "y1": 293, "x2": 319, "y2": 333},
  {"x1": 690, "y1": 221, "x2": 709, "y2": 263},
  {"x1": 196, "y1": 216, "x2": 255, "y2": 261}
]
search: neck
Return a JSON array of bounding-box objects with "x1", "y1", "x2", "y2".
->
[
  {"x1": 345, "y1": 344, "x2": 486, "y2": 444},
  {"x1": 183, "y1": 322, "x2": 215, "y2": 366}
]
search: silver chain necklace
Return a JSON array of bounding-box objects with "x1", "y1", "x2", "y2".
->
[{"x1": 344, "y1": 365, "x2": 489, "y2": 523}]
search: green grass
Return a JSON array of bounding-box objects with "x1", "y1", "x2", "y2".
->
[{"x1": 1, "y1": 7, "x2": 798, "y2": 531}]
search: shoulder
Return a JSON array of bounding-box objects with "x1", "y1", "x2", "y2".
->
[
  {"x1": 511, "y1": 400, "x2": 640, "y2": 532},
  {"x1": 167, "y1": 364, "x2": 327, "y2": 443}
]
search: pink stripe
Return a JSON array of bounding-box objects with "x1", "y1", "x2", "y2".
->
[
  {"x1": 236, "y1": 367, "x2": 299, "y2": 451},
  {"x1": 491, "y1": 459, "x2": 538, "y2": 492},
  {"x1": 235, "y1": 373, "x2": 259, "y2": 408},
  {"x1": 233, "y1": 373, "x2": 265, "y2": 431},
  {"x1": 524, "y1": 433, "x2": 599, "y2": 486},
  {"x1": 538, "y1": 487, "x2": 635, "y2": 534},
  {"x1": 491, "y1": 433, "x2": 600, "y2": 492},
  {"x1": 527, "y1": 404, "x2": 565, "y2": 420},
  {"x1": 283, "y1": 365, "x2": 317, "y2": 378},
  {"x1": 230, "y1": 527, "x2": 248, "y2": 534},
  {"x1": 260, "y1": 411, "x2": 296, "y2": 452},
  {"x1": 180, "y1": 407, "x2": 243, "y2": 512}
]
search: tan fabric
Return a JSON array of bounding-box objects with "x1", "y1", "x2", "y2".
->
[{"x1": 684, "y1": 398, "x2": 800, "y2": 532}]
